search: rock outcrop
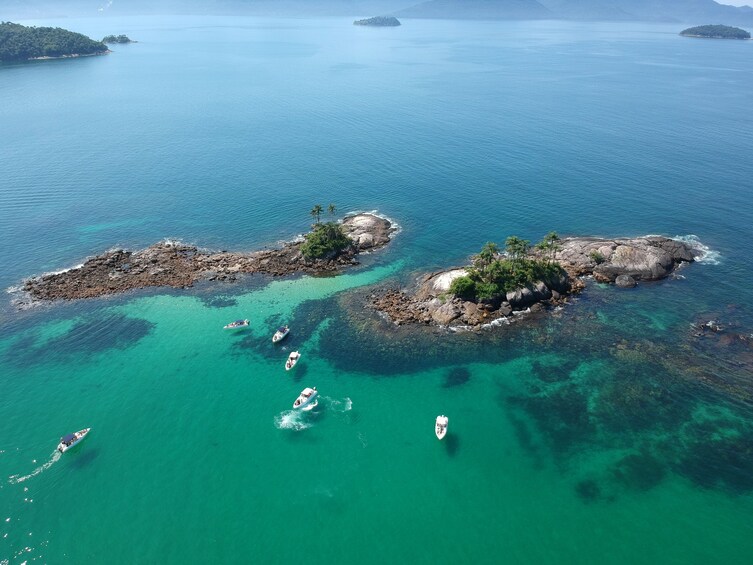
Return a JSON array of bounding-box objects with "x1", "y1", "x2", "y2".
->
[
  {"x1": 555, "y1": 236, "x2": 695, "y2": 283},
  {"x1": 22, "y1": 214, "x2": 395, "y2": 302},
  {"x1": 371, "y1": 235, "x2": 697, "y2": 329}
]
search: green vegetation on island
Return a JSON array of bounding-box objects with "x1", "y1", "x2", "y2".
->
[
  {"x1": 449, "y1": 233, "x2": 565, "y2": 301},
  {"x1": 353, "y1": 16, "x2": 401, "y2": 27},
  {"x1": 301, "y1": 204, "x2": 352, "y2": 259},
  {"x1": 680, "y1": 25, "x2": 750, "y2": 39},
  {"x1": 0, "y1": 21, "x2": 108, "y2": 62},
  {"x1": 102, "y1": 34, "x2": 135, "y2": 44}
]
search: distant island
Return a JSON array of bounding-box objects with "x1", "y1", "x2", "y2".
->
[
  {"x1": 354, "y1": 16, "x2": 401, "y2": 26},
  {"x1": 102, "y1": 34, "x2": 136, "y2": 44},
  {"x1": 680, "y1": 24, "x2": 751, "y2": 39},
  {"x1": 0, "y1": 22, "x2": 108, "y2": 62}
]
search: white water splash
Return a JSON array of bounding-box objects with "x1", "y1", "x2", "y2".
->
[
  {"x1": 323, "y1": 396, "x2": 352, "y2": 413},
  {"x1": 274, "y1": 410, "x2": 312, "y2": 432},
  {"x1": 480, "y1": 316, "x2": 511, "y2": 330},
  {"x1": 673, "y1": 235, "x2": 721, "y2": 265},
  {"x1": 8, "y1": 451, "x2": 61, "y2": 484}
]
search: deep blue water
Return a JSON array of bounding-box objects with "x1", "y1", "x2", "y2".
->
[{"x1": 2, "y1": 16, "x2": 753, "y2": 564}]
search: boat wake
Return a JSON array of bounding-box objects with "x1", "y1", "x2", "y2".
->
[
  {"x1": 274, "y1": 410, "x2": 313, "y2": 432},
  {"x1": 322, "y1": 396, "x2": 352, "y2": 413},
  {"x1": 8, "y1": 451, "x2": 61, "y2": 484},
  {"x1": 673, "y1": 235, "x2": 721, "y2": 265}
]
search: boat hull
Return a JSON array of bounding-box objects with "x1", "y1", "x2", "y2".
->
[
  {"x1": 435, "y1": 416, "x2": 448, "y2": 440},
  {"x1": 58, "y1": 428, "x2": 91, "y2": 453},
  {"x1": 285, "y1": 352, "x2": 300, "y2": 371},
  {"x1": 293, "y1": 388, "x2": 318, "y2": 410},
  {"x1": 272, "y1": 331, "x2": 289, "y2": 343}
]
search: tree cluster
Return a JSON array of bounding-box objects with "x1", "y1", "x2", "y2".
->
[
  {"x1": 300, "y1": 204, "x2": 352, "y2": 259},
  {"x1": 102, "y1": 34, "x2": 133, "y2": 44},
  {"x1": 353, "y1": 16, "x2": 401, "y2": 27},
  {"x1": 680, "y1": 25, "x2": 750, "y2": 39},
  {"x1": 449, "y1": 233, "x2": 565, "y2": 301},
  {"x1": 0, "y1": 22, "x2": 108, "y2": 62}
]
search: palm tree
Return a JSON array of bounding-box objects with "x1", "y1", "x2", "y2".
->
[
  {"x1": 505, "y1": 236, "x2": 530, "y2": 262},
  {"x1": 544, "y1": 231, "x2": 561, "y2": 263},
  {"x1": 472, "y1": 242, "x2": 500, "y2": 283},
  {"x1": 536, "y1": 232, "x2": 561, "y2": 263},
  {"x1": 311, "y1": 204, "x2": 323, "y2": 225},
  {"x1": 328, "y1": 203, "x2": 336, "y2": 217}
]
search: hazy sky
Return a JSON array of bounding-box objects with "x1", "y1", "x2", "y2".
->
[{"x1": 721, "y1": 1, "x2": 752, "y2": 6}]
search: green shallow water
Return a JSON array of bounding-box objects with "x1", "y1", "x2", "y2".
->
[{"x1": 2, "y1": 267, "x2": 753, "y2": 563}]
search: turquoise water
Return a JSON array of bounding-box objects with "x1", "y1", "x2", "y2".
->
[{"x1": 2, "y1": 16, "x2": 753, "y2": 563}]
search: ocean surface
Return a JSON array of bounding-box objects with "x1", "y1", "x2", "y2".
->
[{"x1": 2, "y1": 15, "x2": 753, "y2": 564}]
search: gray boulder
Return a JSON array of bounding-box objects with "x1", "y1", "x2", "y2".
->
[
  {"x1": 431, "y1": 301, "x2": 462, "y2": 325},
  {"x1": 615, "y1": 274, "x2": 637, "y2": 288}
]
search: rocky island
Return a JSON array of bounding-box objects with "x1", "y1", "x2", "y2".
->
[
  {"x1": 354, "y1": 16, "x2": 401, "y2": 26},
  {"x1": 680, "y1": 25, "x2": 750, "y2": 39},
  {"x1": 0, "y1": 22, "x2": 108, "y2": 62},
  {"x1": 21, "y1": 212, "x2": 394, "y2": 303},
  {"x1": 372, "y1": 234, "x2": 697, "y2": 328}
]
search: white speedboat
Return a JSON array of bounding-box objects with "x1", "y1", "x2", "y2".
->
[
  {"x1": 435, "y1": 416, "x2": 448, "y2": 440},
  {"x1": 224, "y1": 319, "x2": 249, "y2": 330},
  {"x1": 272, "y1": 325, "x2": 290, "y2": 343},
  {"x1": 57, "y1": 428, "x2": 91, "y2": 453},
  {"x1": 285, "y1": 351, "x2": 300, "y2": 371},
  {"x1": 293, "y1": 387, "x2": 318, "y2": 411}
]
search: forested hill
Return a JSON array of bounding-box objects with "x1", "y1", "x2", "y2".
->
[{"x1": 0, "y1": 22, "x2": 108, "y2": 62}]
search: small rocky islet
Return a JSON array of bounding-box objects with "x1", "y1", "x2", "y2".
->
[
  {"x1": 21, "y1": 213, "x2": 394, "y2": 302},
  {"x1": 371, "y1": 236, "x2": 697, "y2": 329},
  {"x1": 353, "y1": 16, "x2": 401, "y2": 27}
]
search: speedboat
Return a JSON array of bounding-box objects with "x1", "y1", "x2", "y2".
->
[
  {"x1": 224, "y1": 319, "x2": 249, "y2": 330},
  {"x1": 293, "y1": 387, "x2": 318, "y2": 411},
  {"x1": 285, "y1": 351, "x2": 300, "y2": 371},
  {"x1": 272, "y1": 325, "x2": 290, "y2": 343},
  {"x1": 435, "y1": 416, "x2": 448, "y2": 440},
  {"x1": 57, "y1": 428, "x2": 91, "y2": 453}
]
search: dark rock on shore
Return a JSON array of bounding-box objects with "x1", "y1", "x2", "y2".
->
[
  {"x1": 371, "y1": 235, "x2": 697, "y2": 329},
  {"x1": 22, "y1": 213, "x2": 394, "y2": 303}
]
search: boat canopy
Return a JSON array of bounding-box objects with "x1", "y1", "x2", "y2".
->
[
  {"x1": 234, "y1": 320, "x2": 245, "y2": 324},
  {"x1": 277, "y1": 326, "x2": 287, "y2": 332},
  {"x1": 61, "y1": 433, "x2": 76, "y2": 444}
]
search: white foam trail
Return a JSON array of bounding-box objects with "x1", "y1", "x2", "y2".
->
[
  {"x1": 673, "y1": 234, "x2": 721, "y2": 265},
  {"x1": 8, "y1": 451, "x2": 61, "y2": 484},
  {"x1": 274, "y1": 410, "x2": 312, "y2": 431},
  {"x1": 324, "y1": 396, "x2": 353, "y2": 412}
]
